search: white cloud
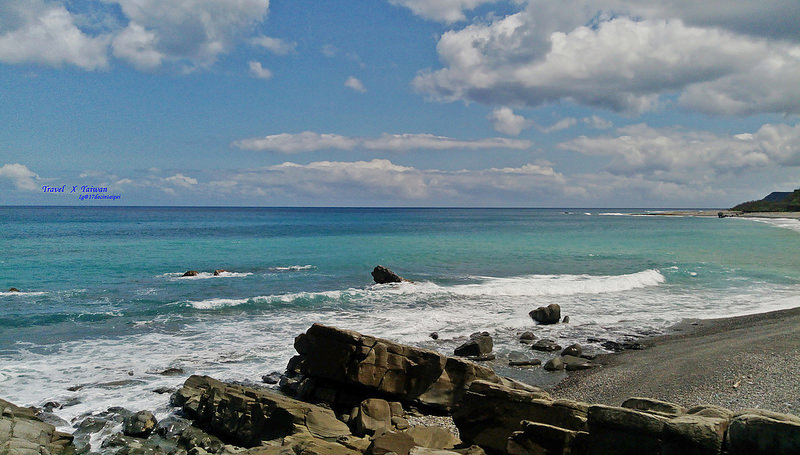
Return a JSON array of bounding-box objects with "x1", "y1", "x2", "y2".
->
[
  {"x1": 0, "y1": 163, "x2": 41, "y2": 190},
  {"x1": 165, "y1": 173, "x2": 198, "y2": 187},
  {"x1": 248, "y1": 61, "x2": 272, "y2": 80},
  {"x1": 541, "y1": 118, "x2": 577, "y2": 134},
  {"x1": 414, "y1": 4, "x2": 800, "y2": 115},
  {"x1": 111, "y1": 22, "x2": 163, "y2": 70},
  {"x1": 583, "y1": 116, "x2": 613, "y2": 130},
  {"x1": 250, "y1": 35, "x2": 296, "y2": 55},
  {"x1": 0, "y1": 0, "x2": 109, "y2": 70},
  {"x1": 559, "y1": 122, "x2": 800, "y2": 183},
  {"x1": 388, "y1": 0, "x2": 501, "y2": 23},
  {"x1": 488, "y1": 107, "x2": 530, "y2": 136},
  {"x1": 344, "y1": 76, "x2": 367, "y2": 93},
  {"x1": 233, "y1": 131, "x2": 532, "y2": 153},
  {"x1": 107, "y1": 0, "x2": 269, "y2": 69}
]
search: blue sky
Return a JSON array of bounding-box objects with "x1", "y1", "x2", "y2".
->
[{"x1": 1, "y1": 0, "x2": 799, "y2": 207}]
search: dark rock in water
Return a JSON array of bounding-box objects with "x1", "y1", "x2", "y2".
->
[
  {"x1": 182, "y1": 270, "x2": 199, "y2": 277},
  {"x1": 464, "y1": 353, "x2": 496, "y2": 362},
  {"x1": 7, "y1": 287, "x2": 20, "y2": 292},
  {"x1": 429, "y1": 332, "x2": 439, "y2": 340},
  {"x1": 262, "y1": 371, "x2": 282, "y2": 384},
  {"x1": 532, "y1": 339, "x2": 562, "y2": 352},
  {"x1": 371, "y1": 265, "x2": 406, "y2": 284},
  {"x1": 519, "y1": 331, "x2": 537, "y2": 343},
  {"x1": 153, "y1": 387, "x2": 175, "y2": 394},
  {"x1": 601, "y1": 341, "x2": 624, "y2": 352},
  {"x1": 0, "y1": 398, "x2": 76, "y2": 455},
  {"x1": 561, "y1": 344, "x2": 582, "y2": 357},
  {"x1": 35, "y1": 410, "x2": 70, "y2": 428},
  {"x1": 288, "y1": 323, "x2": 537, "y2": 413},
  {"x1": 213, "y1": 269, "x2": 228, "y2": 276},
  {"x1": 123, "y1": 410, "x2": 157, "y2": 438},
  {"x1": 67, "y1": 384, "x2": 85, "y2": 391},
  {"x1": 154, "y1": 367, "x2": 184, "y2": 376},
  {"x1": 600, "y1": 340, "x2": 646, "y2": 352},
  {"x1": 544, "y1": 356, "x2": 565, "y2": 371},
  {"x1": 454, "y1": 331, "x2": 493, "y2": 357},
  {"x1": 509, "y1": 359, "x2": 542, "y2": 367},
  {"x1": 562, "y1": 316, "x2": 570, "y2": 323},
  {"x1": 529, "y1": 304, "x2": 561, "y2": 324},
  {"x1": 562, "y1": 355, "x2": 594, "y2": 371},
  {"x1": 42, "y1": 401, "x2": 62, "y2": 412},
  {"x1": 622, "y1": 341, "x2": 646, "y2": 350}
]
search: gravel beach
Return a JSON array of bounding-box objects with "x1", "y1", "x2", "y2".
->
[{"x1": 549, "y1": 306, "x2": 800, "y2": 414}]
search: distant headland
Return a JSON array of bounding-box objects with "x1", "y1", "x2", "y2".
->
[{"x1": 731, "y1": 189, "x2": 800, "y2": 212}]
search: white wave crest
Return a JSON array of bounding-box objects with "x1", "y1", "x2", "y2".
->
[
  {"x1": 159, "y1": 271, "x2": 253, "y2": 280},
  {"x1": 746, "y1": 217, "x2": 800, "y2": 233},
  {"x1": 269, "y1": 265, "x2": 316, "y2": 272},
  {"x1": 0, "y1": 291, "x2": 47, "y2": 296}
]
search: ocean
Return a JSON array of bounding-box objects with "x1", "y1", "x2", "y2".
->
[{"x1": 2, "y1": 206, "x2": 800, "y2": 430}]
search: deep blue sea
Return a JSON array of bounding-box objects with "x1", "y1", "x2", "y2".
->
[{"x1": 2, "y1": 207, "x2": 800, "y2": 428}]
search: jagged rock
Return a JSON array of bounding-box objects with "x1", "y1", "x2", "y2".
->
[
  {"x1": 213, "y1": 269, "x2": 228, "y2": 276},
  {"x1": 727, "y1": 410, "x2": 800, "y2": 455},
  {"x1": 621, "y1": 397, "x2": 687, "y2": 418},
  {"x1": 662, "y1": 415, "x2": 728, "y2": 455},
  {"x1": 371, "y1": 266, "x2": 406, "y2": 284},
  {"x1": 353, "y1": 399, "x2": 392, "y2": 436},
  {"x1": 544, "y1": 357, "x2": 565, "y2": 371},
  {"x1": 288, "y1": 324, "x2": 536, "y2": 412},
  {"x1": 124, "y1": 410, "x2": 158, "y2": 437},
  {"x1": 586, "y1": 405, "x2": 669, "y2": 455},
  {"x1": 453, "y1": 381, "x2": 592, "y2": 453},
  {"x1": 0, "y1": 398, "x2": 75, "y2": 455},
  {"x1": 561, "y1": 344, "x2": 582, "y2": 357},
  {"x1": 529, "y1": 304, "x2": 561, "y2": 324},
  {"x1": 7, "y1": 287, "x2": 20, "y2": 292},
  {"x1": 182, "y1": 271, "x2": 199, "y2": 277},
  {"x1": 531, "y1": 339, "x2": 561, "y2": 352},
  {"x1": 172, "y1": 375, "x2": 351, "y2": 447},
  {"x1": 506, "y1": 421, "x2": 584, "y2": 455},
  {"x1": 454, "y1": 332, "x2": 493, "y2": 357},
  {"x1": 518, "y1": 332, "x2": 537, "y2": 344}
]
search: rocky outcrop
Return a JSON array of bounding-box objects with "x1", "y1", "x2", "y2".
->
[
  {"x1": 182, "y1": 270, "x2": 199, "y2": 277},
  {"x1": 727, "y1": 410, "x2": 800, "y2": 455},
  {"x1": 7, "y1": 287, "x2": 20, "y2": 292},
  {"x1": 213, "y1": 269, "x2": 228, "y2": 276},
  {"x1": 529, "y1": 304, "x2": 560, "y2": 325},
  {"x1": 371, "y1": 266, "x2": 407, "y2": 284},
  {"x1": 286, "y1": 324, "x2": 540, "y2": 413},
  {"x1": 0, "y1": 398, "x2": 75, "y2": 455},
  {"x1": 172, "y1": 375, "x2": 351, "y2": 447},
  {"x1": 453, "y1": 332, "x2": 493, "y2": 358},
  {"x1": 123, "y1": 410, "x2": 157, "y2": 437}
]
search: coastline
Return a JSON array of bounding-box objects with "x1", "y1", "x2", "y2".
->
[
  {"x1": 549, "y1": 305, "x2": 800, "y2": 414},
  {"x1": 644, "y1": 210, "x2": 800, "y2": 219}
]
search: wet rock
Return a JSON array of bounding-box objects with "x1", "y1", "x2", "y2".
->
[
  {"x1": 42, "y1": 401, "x2": 62, "y2": 412},
  {"x1": 508, "y1": 359, "x2": 541, "y2": 368},
  {"x1": 529, "y1": 304, "x2": 561, "y2": 325},
  {"x1": 531, "y1": 339, "x2": 562, "y2": 352},
  {"x1": 561, "y1": 344, "x2": 582, "y2": 357},
  {"x1": 429, "y1": 332, "x2": 439, "y2": 340},
  {"x1": 213, "y1": 269, "x2": 228, "y2": 276},
  {"x1": 153, "y1": 387, "x2": 175, "y2": 394},
  {"x1": 463, "y1": 354, "x2": 495, "y2": 362},
  {"x1": 544, "y1": 356, "x2": 565, "y2": 371},
  {"x1": 182, "y1": 271, "x2": 199, "y2": 277},
  {"x1": 518, "y1": 332, "x2": 537, "y2": 344},
  {"x1": 7, "y1": 287, "x2": 20, "y2": 292},
  {"x1": 124, "y1": 410, "x2": 158, "y2": 437},
  {"x1": 454, "y1": 332, "x2": 493, "y2": 357},
  {"x1": 261, "y1": 371, "x2": 282, "y2": 384},
  {"x1": 562, "y1": 316, "x2": 570, "y2": 323},
  {"x1": 562, "y1": 355, "x2": 594, "y2": 371},
  {"x1": 153, "y1": 367, "x2": 184, "y2": 376},
  {"x1": 371, "y1": 266, "x2": 406, "y2": 284}
]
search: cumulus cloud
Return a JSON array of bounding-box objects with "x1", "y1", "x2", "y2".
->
[
  {"x1": 583, "y1": 116, "x2": 613, "y2": 130},
  {"x1": 0, "y1": 0, "x2": 109, "y2": 70},
  {"x1": 344, "y1": 76, "x2": 367, "y2": 93},
  {"x1": 250, "y1": 35, "x2": 296, "y2": 55},
  {"x1": 414, "y1": 2, "x2": 800, "y2": 115},
  {"x1": 248, "y1": 61, "x2": 273, "y2": 80},
  {"x1": 560, "y1": 122, "x2": 800, "y2": 183},
  {"x1": 488, "y1": 107, "x2": 530, "y2": 136},
  {"x1": 541, "y1": 118, "x2": 577, "y2": 134},
  {"x1": 0, "y1": 163, "x2": 41, "y2": 190},
  {"x1": 111, "y1": 22, "x2": 163, "y2": 70},
  {"x1": 233, "y1": 131, "x2": 532, "y2": 153},
  {"x1": 388, "y1": 0, "x2": 501, "y2": 23},
  {"x1": 165, "y1": 173, "x2": 198, "y2": 187}
]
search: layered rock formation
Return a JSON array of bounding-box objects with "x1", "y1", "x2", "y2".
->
[{"x1": 0, "y1": 398, "x2": 75, "y2": 455}]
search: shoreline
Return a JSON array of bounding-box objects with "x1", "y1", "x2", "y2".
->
[
  {"x1": 644, "y1": 209, "x2": 800, "y2": 219},
  {"x1": 549, "y1": 305, "x2": 800, "y2": 414}
]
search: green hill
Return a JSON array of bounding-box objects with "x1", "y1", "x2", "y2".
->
[{"x1": 732, "y1": 189, "x2": 800, "y2": 212}]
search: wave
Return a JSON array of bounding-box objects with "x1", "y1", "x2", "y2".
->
[
  {"x1": 746, "y1": 217, "x2": 800, "y2": 233},
  {"x1": 598, "y1": 212, "x2": 630, "y2": 216},
  {"x1": 269, "y1": 265, "x2": 316, "y2": 272},
  {"x1": 0, "y1": 291, "x2": 47, "y2": 297},
  {"x1": 159, "y1": 271, "x2": 253, "y2": 280},
  {"x1": 178, "y1": 289, "x2": 353, "y2": 310}
]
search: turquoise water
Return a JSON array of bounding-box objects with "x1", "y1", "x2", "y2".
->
[{"x1": 1, "y1": 207, "x2": 800, "y2": 427}]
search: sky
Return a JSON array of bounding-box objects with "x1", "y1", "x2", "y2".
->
[{"x1": 1, "y1": 0, "x2": 799, "y2": 207}]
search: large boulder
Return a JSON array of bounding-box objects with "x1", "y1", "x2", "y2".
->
[
  {"x1": 506, "y1": 421, "x2": 586, "y2": 455},
  {"x1": 123, "y1": 410, "x2": 157, "y2": 437},
  {"x1": 371, "y1": 266, "x2": 407, "y2": 284},
  {"x1": 586, "y1": 405, "x2": 668, "y2": 455},
  {"x1": 352, "y1": 399, "x2": 392, "y2": 436},
  {"x1": 453, "y1": 332, "x2": 493, "y2": 357},
  {"x1": 0, "y1": 398, "x2": 75, "y2": 455},
  {"x1": 726, "y1": 410, "x2": 800, "y2": 455},
  {"x1": 182, "y1": 270, "x2": 199, "y2": 277},
  {"x1": 453, "y1": 381, "x2": 590, "y2": 453},
  {"x1": 661, "y1": 415, "x2": 728, "y2": 455},
  {"x1": 529, "y1": 304, "x2": 561, "y2": 324},
  {"x1": 172, "y1": 375, "x2": 351, "y2": 447},
  {"x1": 288, "y1": 324, "x2": 537, "y2": 412}
]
